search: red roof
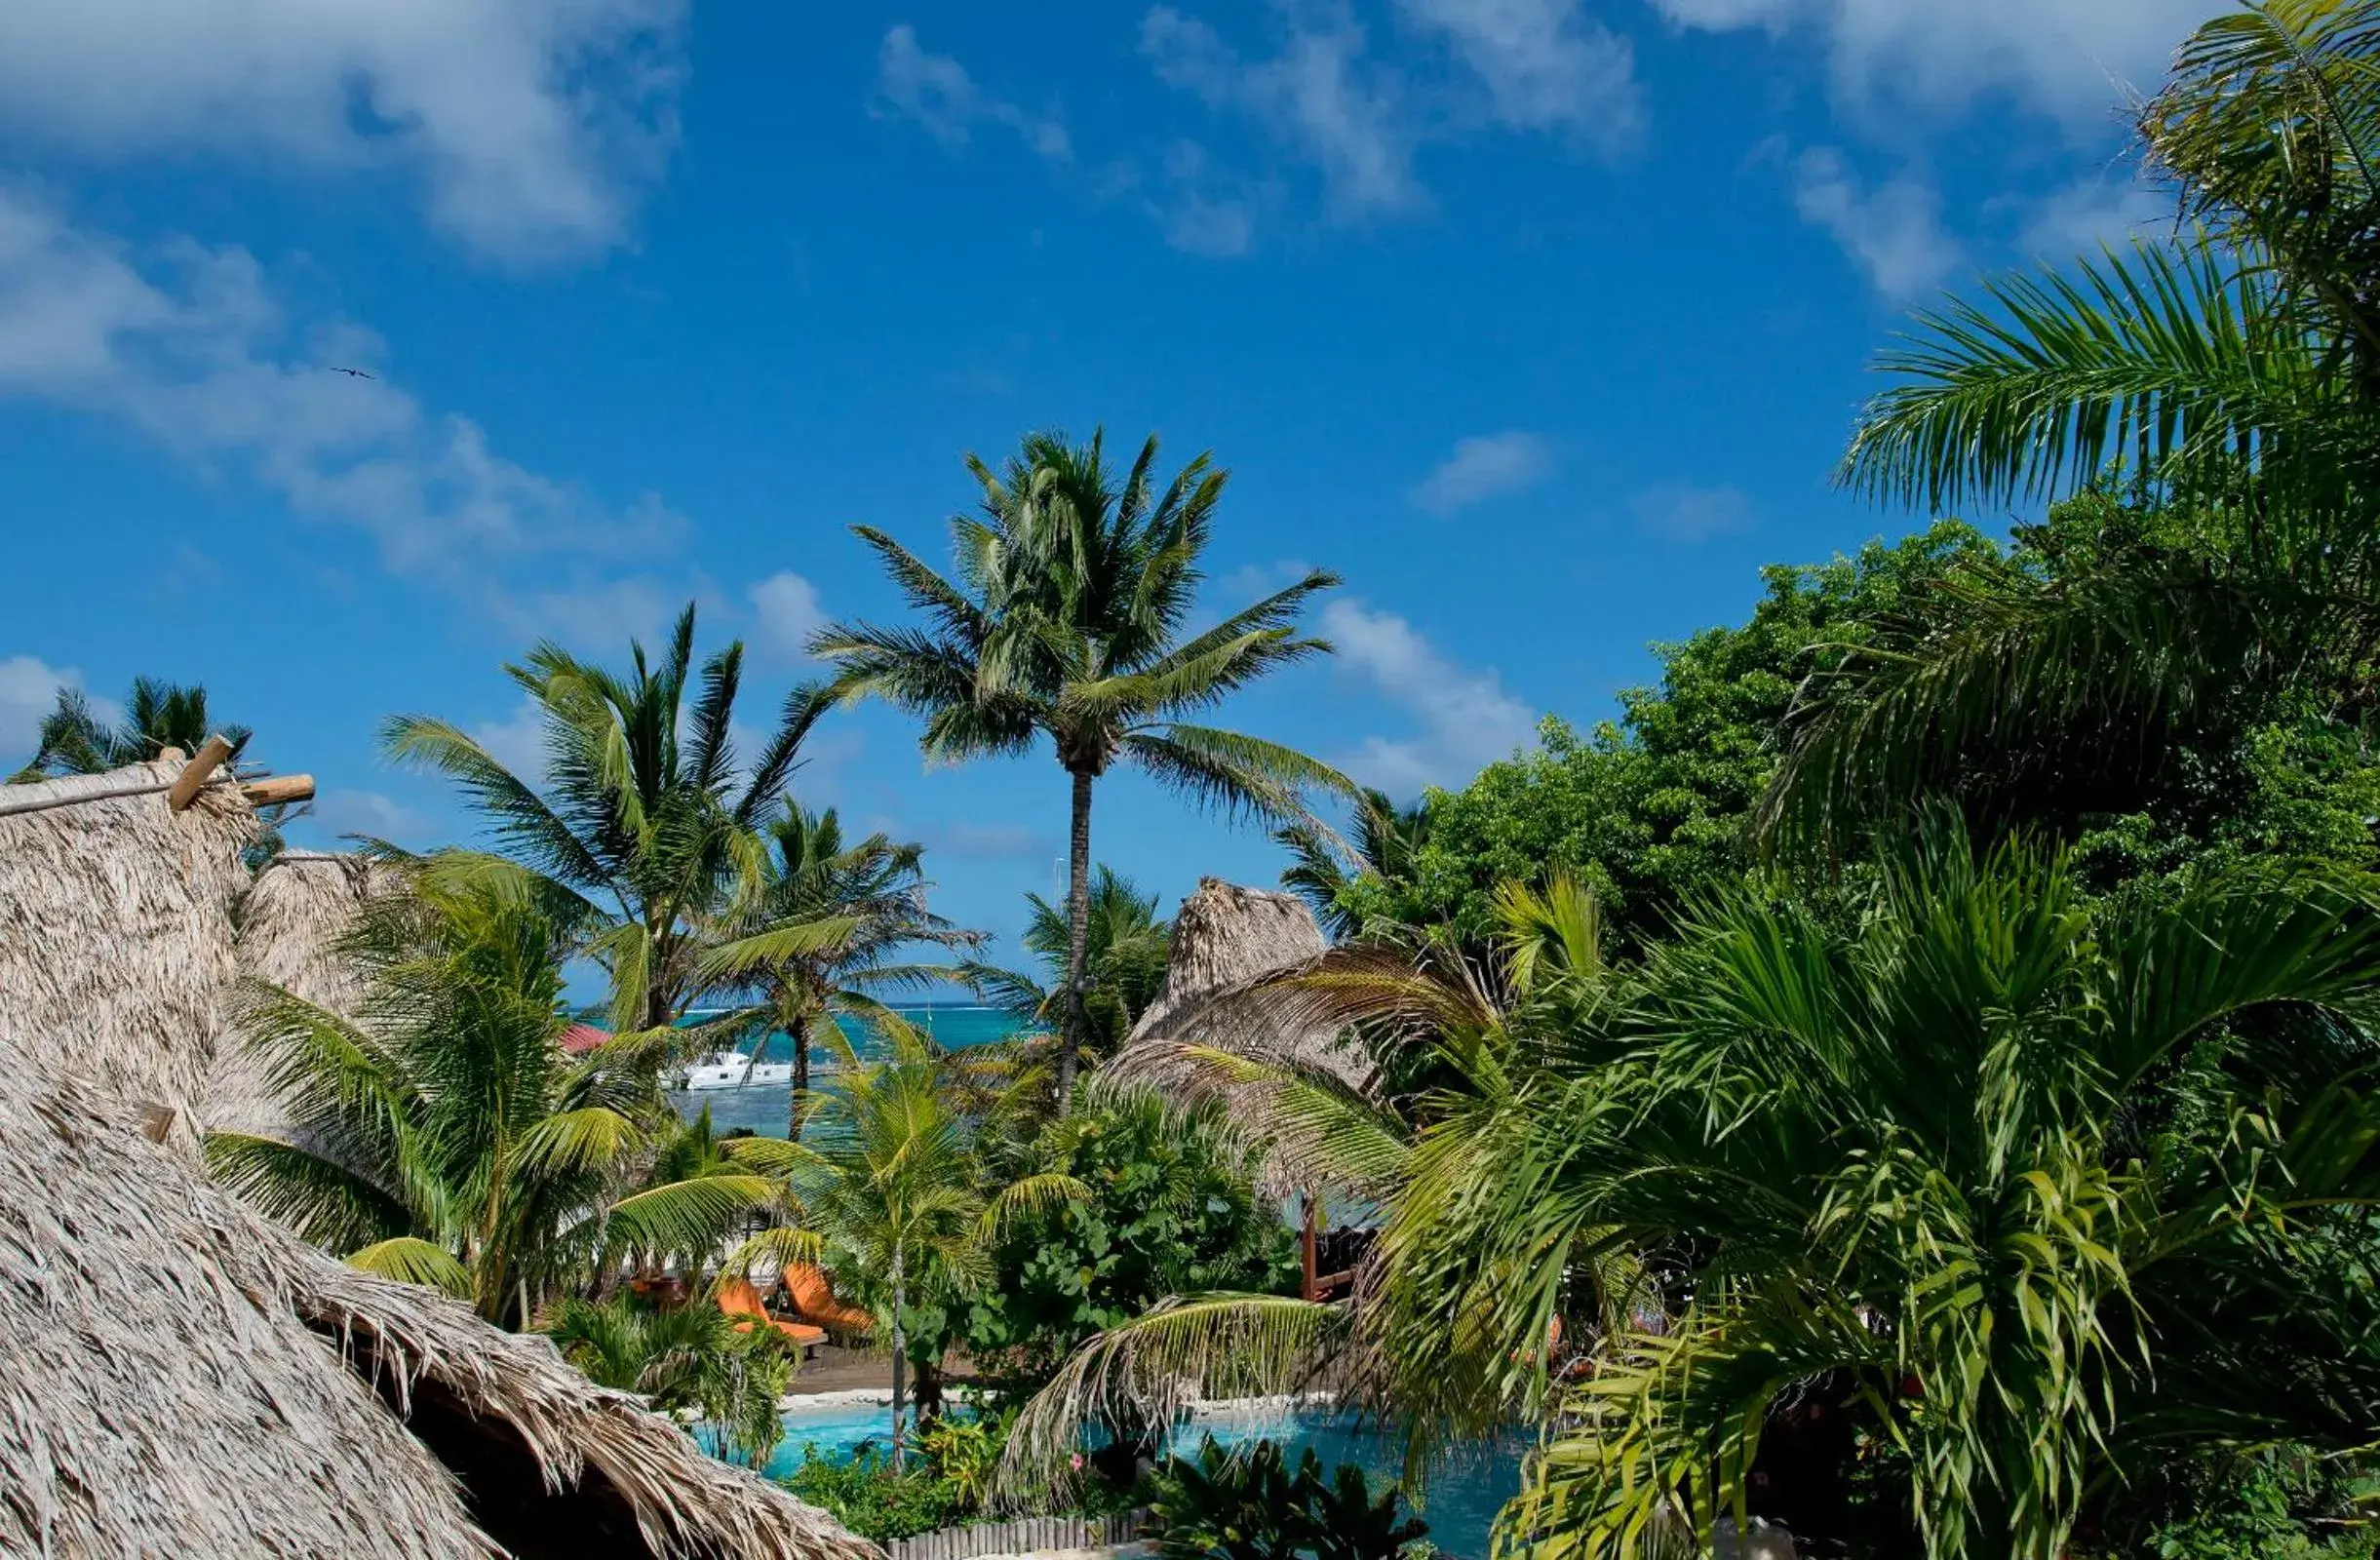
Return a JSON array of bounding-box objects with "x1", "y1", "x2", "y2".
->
[{"x1": 560, "y1": 1024, "x2": 611, "y2": 1056}]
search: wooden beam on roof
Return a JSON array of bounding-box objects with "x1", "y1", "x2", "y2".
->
[
  {"x1": 241, "y1": 774, "x2": 315, "y2": 806},
  {"x1": 167, "y1": 734, "x2": 236, "y2": 812}
]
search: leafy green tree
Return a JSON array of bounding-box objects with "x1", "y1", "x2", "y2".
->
[
  {"x1": 1329, "y1": 523, "x2": 1991, "y2": 950},
  {"x1": 208, "y1": 867, "x2": 778, "y2": 1325},
  {"x1": 811, "y1": 428, "x2": 1348, "y2": 1097},
  {"x1": 1773, "y1": 1, "x2": 2380, "y2": 852},
  {"x1": 966, "y1": 867, "x2": 1171, "y2": 1069},
  {"x1": 965, "y1": 1091, "x2": 1299, "y2": 1383},
  {"x1": 11, "y1": 676, "x2": 251, "y2": 782},
  {"x1": 700, "y1": 802, "x2": 977, "y2": 1138},
  {"x1": 383, "y1": 604, "x2": 826, "y2": 1033}
]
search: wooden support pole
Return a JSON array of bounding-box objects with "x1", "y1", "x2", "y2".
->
[
  {"x1": 1301, "y1": 1189, "x2": 1319, "y2": 1302},
  {"x1": 240, "y1": 774, "x2": 316, "y2": 806},
  {"x1": 167, "y1": 734, "x2": 236, "y2": 812}
]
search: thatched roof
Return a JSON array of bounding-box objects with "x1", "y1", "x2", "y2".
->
[
  {"x1": 1110, "y1": 879, "x2": 1365, "y2": 1193},
  {"x1": 0, "y1": 765, "x2": 872, "y2": 1560},
  {"x1": 208, "y1": 849, "x2": 393, "y2": 1140}
]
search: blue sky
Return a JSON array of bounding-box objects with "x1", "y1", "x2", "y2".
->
[{"x1": 0, "y1": 0, "x2": 2203, "y2": 963}]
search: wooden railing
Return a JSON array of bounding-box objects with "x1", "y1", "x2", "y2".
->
[{"x1": 883, "y1": 1508, "x2": 1146, "y2": 1560}]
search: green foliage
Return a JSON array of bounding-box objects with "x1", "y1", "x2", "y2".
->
[
  {"x1": 2098, "y1": 1448, "x2": 2378, "y2": 1560},
  {"x1": 207, "y1": 869, "x2": 775, "y2": 1323},
  {"x1": 544, "y1": 1293, "x2": 792, "y2": 1469},
  {"x1": 1151, "y1": 1437, "x2": 1427, "y2": 1560},
  {"x1": 8, "y1": 675, "x2": 252, "y2": 782},
  {"x1": 964, "y1": 867, "x2": 1172, "y2": 1073},
  {"x1": 1334, "y1": 522, "x2": 1993, "y2": 949},
  {"x1": 782, "y1": 1446, "x2": 970, "y2": 1541},
  {"x1": 812, "y1": 426, "x2": 1348, "y2": 1093},
  {"x1": 383, "y1": 602, "x2": 828, "y2": 1033},
  {"x1": 966, "y1": 1092, "x2": 1300, "y2": 1382}
]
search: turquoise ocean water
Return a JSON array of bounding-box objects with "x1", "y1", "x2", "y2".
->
[{"x1": 667, "y1": 1004, "x2": 1023, "y2": 1137}]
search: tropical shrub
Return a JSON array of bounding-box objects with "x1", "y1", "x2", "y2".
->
[
  {"x1": 1151, "y1": 1437, "x2": 1426, "y2": 1560},
  {"x1": 966, "y1": 1092, "x2": 1300, "y2": 1383},
  {"x1": 782, "y1": 1446, "x2": 969, "y2": 1541},
  {"x1": 544, "y1": 1293, "x2": 792, "y2": 1469}
]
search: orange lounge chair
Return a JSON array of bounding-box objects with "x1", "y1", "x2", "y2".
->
[
  {"x1": 716, "y1": 1276, "x2": 827, "y2": 1354},
  {"x1": 781, "y1": 1263, "x2": 874, "y2": 1338}
]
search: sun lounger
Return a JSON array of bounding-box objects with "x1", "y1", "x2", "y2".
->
[
  {"x1": 716, "y1": 1276, "x2": 827, "y2": 1355},
  {"x1": 780, "y1": 1263, "x2": 874, "y2": 1339}
]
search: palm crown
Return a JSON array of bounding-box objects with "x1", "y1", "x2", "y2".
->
[
  {"x1": 384, "y1": 604, "x2": 827, "y2": 1033},
  {"x1": 811, "y1": 428, "x2": 1351, "y2": 1095}
]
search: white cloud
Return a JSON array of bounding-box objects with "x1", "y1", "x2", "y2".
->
[
  {"x1": 1632, "y1": 483, "x2": 1754, "y2": 541},
  {"x1": 878, "y1": 25, "x2": 1072, "y2": 164},
  {"x1": 1790, "y1": 146, "x2": 1961, "y2": 299},
  {"x1": 1146, "y1": 140, "x2": 1268, "y2": 258},
  {"x1": 747, "y1": 571, "x2": 827, "y2": 664},
  {"x1": 305, "y1": 788, "x2": 436, "y2": 845},
  {"x1": 0, "y1": 654, "x2": 78, "y2": 763},
  {"x1": 1411, "y1": 430, "x2": 1555, "y2": 514},
  {"x1": 0, "y1": 0, "x2": 685, "y2": 264},
  {"x1": 2018, "y1": 176, "x2": 2170, "y2": 258},
  {"x1": 1646, "y1": 0, "x2": 2204, "y2": 126},
  {"x1": 1323, "y1": 600, "x2": 1537, "y2": 796},
  {"x1": 0, "y1": 188, "x2": 683, "y2": 607},
  {"x1": 1144, "y1": 6, "x2": 1421, "y2": 219},
  {"x1": 471, "y1": 697, "x2": 548, "y2": 783},
  {"x1": 1396, "y1": 0, "x2": 1642, "y2": 145}
]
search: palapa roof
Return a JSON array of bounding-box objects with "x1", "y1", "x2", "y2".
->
[
  {"x1": 208, "y1": 848, "x2": 394, "y2": 1140},
  {"x1": 0, "y1": 762, "x2": 872, "y2": 1560},
  {"x1": 1109, "y1": 878, "x2": 1366, "y2": 1194}
]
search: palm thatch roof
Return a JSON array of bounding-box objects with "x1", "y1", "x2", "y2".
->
[
  {"x1": 1108, "y1": 878, "x2": 1365, "y2": 1193},
  {"x1": 207, "y1": 848, "x2": 393, "y2": 1140},
  {"x1": 0, "y1": 764, "x2": 872, "y2": 1560}
]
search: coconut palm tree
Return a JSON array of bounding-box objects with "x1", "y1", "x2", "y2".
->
[
  {"x1": 1768, "y1": 0, "x2": 2380, "y2": 846},
  {"x1": 810, "y1": 428, "x2": 1350, "y2": 1098},
  {"x1": 383, "y1": 605, "x2": 827, "y2": 1034},
  {"x1": 964, "y1": 866, "x2": 1171, "y2": 1066},
  {"x1": 10, "y1": 676, "x2": 251, "y2": 782},
  {"x1": 698, "y1": 801, "x2": 979, "y2": 1139},
  {"x1": 207, "y1": 867, "x2": 780, "y2": 1326},
  {"x1": 725, "y1": 1028, "x2": 1087, "y2": 1469},
  {"x1": 1276, "y1": 787, "x2": 1434, "y2": 943},
  {"x1": 545, "y1": 1291, "x2": 793, "y2": 1469}
]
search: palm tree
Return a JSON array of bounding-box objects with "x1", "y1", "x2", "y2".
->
[
  {"x1": 207, "y1": 867, "x2": 779, "y2": 1326},
  {"x1": 1276, "y1": 787, "x2": 1434, "y2": 942},
  {"x1": 1768, "y1": 1, "x2": 2380, "y2": 846},
  {"x1": 726, "y1": 1029, "x2": 1086, "y2": 1470},
  {"x1": 698, "y1": 802, "x2": 979, "y2": 1138},
  {"x1": 383, "y1": 605, "x2": 826, "y2": 1033},
  {"x1": 965, "y1": 866, "x2": 1171, "y2": 1067},
  {"x1": 1006, "y1": 832, "x2": 2380, "y2": 1558},
  {"x1": 11, "y1": 676, "x2": 251, "y2": 782},
  {"x1": 546, "y1": 1291, "x2": 793, "y2": 1469},
  {"x1": 810, "y1": 429, "x2": 1350, "y2": 1097}
]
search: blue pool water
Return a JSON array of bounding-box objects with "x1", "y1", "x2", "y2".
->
[
  {"x1": 670, "y1": 1005, "x2": 1024, "y2": 1137},
  {"x1": 751, "y1": 1398, "x2": 1523, "y2": 1558}
]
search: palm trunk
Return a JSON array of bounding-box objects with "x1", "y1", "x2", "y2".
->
[
  {"x1": 889, "y1": 1245, "x2": 908, "y2": 1474},
  {"x1": 788, "y1": 1008, "x2": 811, "y2": 1142},
  {"x1": 1058, "y1": 767, "x2": 1095, "y2": 1102}
]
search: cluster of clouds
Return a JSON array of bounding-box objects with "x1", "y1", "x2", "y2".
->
[{"x1": 879, "y1": 0, "x2": 2203, "y2": 280}]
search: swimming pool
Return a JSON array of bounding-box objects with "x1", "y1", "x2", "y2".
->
[{"x1": 751, "y1": 1395, "x2": 1524, "y2": 1558}]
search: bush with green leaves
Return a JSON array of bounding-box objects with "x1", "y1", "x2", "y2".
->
[
  {"x1": 544, "y1": 1293, "x2": 791, "y2": 1469},
  {"x1": 1152, "y1": 1437, "x2": 1426, "y2": 1560},
  {"x1": 782, "y1": 1446, "x2": 969, "y2": 1541},
  {"x1": 965, "y1": 1092, "x2": 1299, "y2": 1384}
]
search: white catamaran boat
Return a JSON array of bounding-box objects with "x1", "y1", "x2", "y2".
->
[{"x1": 675, "y1": 1049, "x2": 795, "y2": 1090}]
